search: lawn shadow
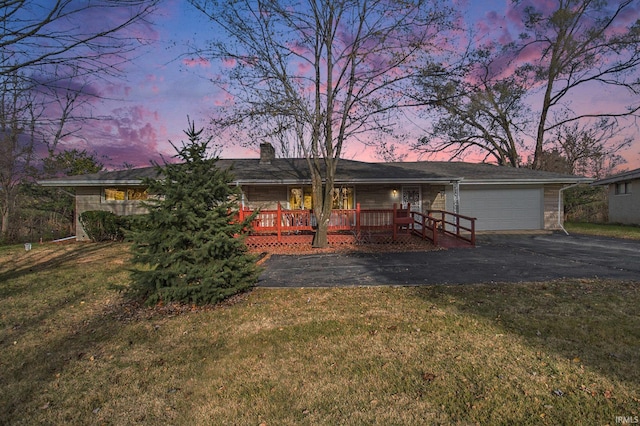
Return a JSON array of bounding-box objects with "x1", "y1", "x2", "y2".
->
[
  {"x1": 409, "y1": 280, "x2": 640, "y2": 388},
  {"x1": 0, "y1": 243, "x2": 120, "y2": 298},
  {"x1": 0, "y1": 243, "x2": 133, "y2": 422},
  {"x1": 0, "y1": 288, "x2": 228, "y2": 424}
]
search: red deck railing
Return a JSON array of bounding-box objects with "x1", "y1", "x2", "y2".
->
[
  {"x1": 426, "y1": 210, "x2": 476, "y2": 246},
  {"x1": 238, "y1": 203, "x2": 476, "y2": 247}
]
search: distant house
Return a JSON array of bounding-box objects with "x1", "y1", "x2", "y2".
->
[
  {"x1": 39, "y1": 143, "x2": 590, "y2": 241},
  {"x1": 592, "y1": 168, "x2": 640, "y2": 225}
]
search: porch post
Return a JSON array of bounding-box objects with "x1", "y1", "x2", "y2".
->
[
  {"x1": 392, "y1": 203, "x2": 398, "y2": 241},
  {"x1": 433, "y1": 220, "x2": 439, "y2": 246},
  {"x1": 452, "y1": 181, "x2": 460, "y2": 214},
  {"x1": 277, "y1": 202, "x2": 282, "y2": 243},
  {"x1": 356, "y1": 203, "x2": 361, "y2": 234},
  {"x1": 471, "y1": 219, "x2": 476, "y2": 246}
]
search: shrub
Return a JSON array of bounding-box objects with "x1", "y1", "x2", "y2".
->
[{"x1": 79, "y1": 210, "x2": 126, "y2": 242}]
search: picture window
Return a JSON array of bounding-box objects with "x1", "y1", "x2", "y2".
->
[{"x1": 104, "y1": 187, "x2": 148, "y2": 201}]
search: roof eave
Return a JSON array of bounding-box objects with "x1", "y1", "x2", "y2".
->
[
  {"x1": 37, "y1": 179, "x2": 146, "y2": 187},
  {"x1": 592, "y1": 172, "x2": 640, "y2": 185},
  {"x1": 461, "y1": 178, "x2": 592, "y2": 185}
]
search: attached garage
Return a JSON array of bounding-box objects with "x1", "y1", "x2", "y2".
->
[{"x1": 448, "y1": 185, "x2": 543, "y2": 231}]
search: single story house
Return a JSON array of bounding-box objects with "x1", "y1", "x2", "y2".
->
[
  {"x1": 39, "y1": 143, "x2": 590, "y2": 241},
  {"x1": 592, "y1": 168, "x2": 640, "y2": 225}
]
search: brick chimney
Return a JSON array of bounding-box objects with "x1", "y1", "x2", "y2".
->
[{"x1": 260, "y1": 142, "x2": 275, "y2": 164}]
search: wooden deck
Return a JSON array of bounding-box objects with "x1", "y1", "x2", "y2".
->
[{"x1": 240, "y1": 204, "x2": 475, "y2": 249}]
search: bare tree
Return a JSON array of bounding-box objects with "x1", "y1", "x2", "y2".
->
[
  {"x1": 189, "y1": 0, "x2": 453, "y2": 247},
  {"x1": 375, "y1": 140, "x2": 408, "y2": 162},
  {"x1": 522, "y1": 0, "x2": 640, "y2": 169},
  {"x1": 415, "y1": 52, "x2": 531, "y2": 166},
  {"x1": 0, "y1": 0, "x2": 160, "y2": 241},
  {"x1": 416, "y1": 0, "x2": 640, "y2": 171},
  {"x1": 0, "y1": 72, "x2": 38, "y2": 239},
  {"x1": 550, "y1": 120, "x2": 630, "y2": 178},
  {"x1": 1, "y1": 0, "x2": 159, "y2": 79}
]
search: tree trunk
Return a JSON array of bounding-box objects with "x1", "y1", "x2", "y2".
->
[
  {"x1": 311, "y1": 181, "x2": 333, "y2": 249},
  {"x1": 312, "y1": 220, "x2": 329, "y2": 248},
  {"x1": 1, "y1": 207, "x2": 10, "y2": 242}
]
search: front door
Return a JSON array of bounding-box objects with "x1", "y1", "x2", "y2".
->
[{"x1": 402, "y1": 186, "x2": 421, "y2": 212}]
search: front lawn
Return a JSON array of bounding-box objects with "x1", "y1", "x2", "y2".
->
[
  {"x1": 0, "y1": 243, "x2": 638, "y2": 425},
  {"x1": 565, "y1": 221, "x2": 640, "y2": 240}
]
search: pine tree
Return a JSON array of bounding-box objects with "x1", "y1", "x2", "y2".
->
[{"x1": 130, "y1": 122, "x2": 259, "y2": 305}]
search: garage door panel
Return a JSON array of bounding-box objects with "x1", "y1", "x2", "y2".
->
[{"x1": 459, "y1": 187, "x2": 543, "y2": 231}]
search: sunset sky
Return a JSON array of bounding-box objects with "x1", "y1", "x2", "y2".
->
[{"x1": 58, "y1": 0, "x2": 640, "y2": 172}]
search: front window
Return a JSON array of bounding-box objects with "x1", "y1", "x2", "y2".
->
[
  {"x1": 289, "y1": 186, "x2": 354, "y2": 209},
  {"x1": 289, "y1": 187, "x2": 313, "y2": 209},
  {"x1": 104, "y1": 187, "x2": 148, "y2": 201},
  {"x1": 615, "y1": 182, "x2": 631, "y2": 195},
  {"x1": 332, "y1": 186, "x2": 354, "y2": 209}
]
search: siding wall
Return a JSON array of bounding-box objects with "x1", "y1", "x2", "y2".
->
[
  {"x1": 242, "y1": 185, "x2": 288, "y2": 210},
  {"x1": 544, "y1": 184, "x2": 563, "y2": 230},
  {"x1": 75, "y1": 187, "x2": 148, "y2": 241},
  {"x1": 242, "y1": 183, "x2": 448, "y2": 212},
  {"x1": 355, "y1": 184, "x2": 399, "y2": 209},
  {"x1": 608, "y1": 178, "x2": 640, "y2": 225},
  {"x1": 354, "y1": 184, "x2": 447, "y2": 212},
  {"x1": 425, "y1": 186, "x2": 447, "y2": 211}
]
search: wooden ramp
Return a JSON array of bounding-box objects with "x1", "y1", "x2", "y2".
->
[{"x1": 436, "y1": 231, "x2": 475, "y2": 249}]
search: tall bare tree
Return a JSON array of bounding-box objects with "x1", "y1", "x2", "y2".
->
[
  {"x1": 416, "y1": 0, "x2": 640, "y2": 172},
  {"x1": 0, "y1": 0, "x2": 160, "y2": 241},
  {"x1": 0, "y1": 72, "x2": 38, "y2": 239},
  {"x1": 524, "y1": 0, "x2": 640, "y2": 169},
  {"x1": 416, "y1": 51, "x2": 531, "y2": 166},
  {"x1": 1, "y1": 0, "x2": 159, "y2": 79},
  {"x1": 549, "y1": 119, "x2": 630, "y2": 178},
  {"x1": 189, "y1": 0, "x2": 453, "y2": 247}
]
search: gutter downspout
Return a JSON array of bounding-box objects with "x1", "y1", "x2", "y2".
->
[
  {"x1": 558, "y1": 183, "x2": 582, "y2": 235},
  {"x1": 236, "y1": 182, "x2": 245, "y2": 208},
  {"x1": 451, "y1": 180, "x2": 460, "y2": 214}
]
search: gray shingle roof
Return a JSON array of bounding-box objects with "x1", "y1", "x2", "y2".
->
[
  {"x1": 592, "y1": 168, "x2": 640, "y2": 185},
  {"x1": 390, "y1": 161, "x2": 589, "y2": 183},
  {"x1": 38, "y1": 158, "x2": 589, "y2": 187}
]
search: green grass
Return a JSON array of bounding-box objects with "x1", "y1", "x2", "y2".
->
[
  {"x1": 565, "y1": 221, "x2": 640, "y2": 240},
  {"x1": 0, "y1": 243, "x2": 639, "y2": 425}
]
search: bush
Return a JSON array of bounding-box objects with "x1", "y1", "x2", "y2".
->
[
  {"x1": 79, "y1": 210, "x2": 128, "y2": 242},
  {"x1": 564, "y1": 184, "x2": 608, "y2": 223}
]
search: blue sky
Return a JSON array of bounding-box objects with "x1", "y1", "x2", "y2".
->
[{"x1": 59, "y1": 0, "x2": 640, "y2": 172}]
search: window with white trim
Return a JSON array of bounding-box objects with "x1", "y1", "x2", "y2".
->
[
  {"x1": 288, "y1": 186, "x2": 354, "y2": 209},
  {"x1": 615, "y1": 182, "x2": 631, "y2": 195}
]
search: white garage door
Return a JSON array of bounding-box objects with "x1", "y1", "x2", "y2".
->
[{"x1": 448, "y1": 186, "x2": 543, "y2": 231}]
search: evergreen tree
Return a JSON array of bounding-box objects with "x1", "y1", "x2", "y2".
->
[{"x1": 130, "y1": 122, "x2": 259, "y2": 305}]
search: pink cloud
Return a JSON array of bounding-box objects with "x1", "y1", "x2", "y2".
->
[
  {"x1": 61, "y1": 104, "x2": 175, "y2": 168},
  {"x1": 183, "y1": 57, "x2": 211, "y2": 68},
  {"x1": 222, "y1": 58, "x2": 237, "y2": 68}
]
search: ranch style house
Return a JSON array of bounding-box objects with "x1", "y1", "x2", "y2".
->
[{"x1": 39, "y1": 143, "x2": 591, "y2": 245}]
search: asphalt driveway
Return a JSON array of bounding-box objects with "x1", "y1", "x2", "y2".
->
[{"x1": 257, "y1": 233, "x2": 640, "y2": 287}]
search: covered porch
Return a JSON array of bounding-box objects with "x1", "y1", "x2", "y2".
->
[{"x1": 239, "y1": 203, "x2": 476, "y2": 249}]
